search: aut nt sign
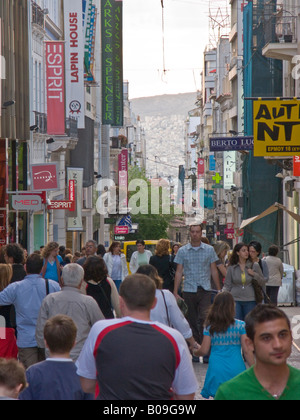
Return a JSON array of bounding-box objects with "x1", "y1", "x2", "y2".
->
[{"x1": 254, "y1": 100, "x2": 300, "y2": 157}]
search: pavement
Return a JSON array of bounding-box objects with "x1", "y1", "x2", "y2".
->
[{"x1": 193, "y1": 306, "x2": 300, "y2": 400}]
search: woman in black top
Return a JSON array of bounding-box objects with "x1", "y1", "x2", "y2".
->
[
  {"x1": 83, "y1": 256, "x2": 121, "y2": 319},
  {"x1": 150, "y1": 239, "x2": 175, "y2": 292}
]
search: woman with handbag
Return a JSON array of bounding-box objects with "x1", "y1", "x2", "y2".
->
[
  {"x1": 41, "y1": 242, "x2": 63, "y2": 286},
  {"x1": 224, "y1": 243, "x2": 265, "y2": 321}
]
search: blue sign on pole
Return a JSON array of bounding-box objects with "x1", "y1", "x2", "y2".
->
[{"x1": 210, "y1": 136, "x2": 254, "y2": 152}]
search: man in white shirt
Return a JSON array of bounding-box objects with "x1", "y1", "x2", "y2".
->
[{"x1": 76, "y1": 274, "x2": 198, "y2": 400}]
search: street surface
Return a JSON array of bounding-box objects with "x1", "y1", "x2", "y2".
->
[{"x1": 193, "y1": 306, "x2": 300, "y2": 400}]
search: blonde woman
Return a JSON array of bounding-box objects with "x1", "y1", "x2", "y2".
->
[
  {"x1": 149, "y1": 239, "x2": 175, "y2": 291},
  {"x1": 213, "y1": 241, "x2": 231, "y2": 289},
  {"x1": 41, "y1": 242, "x2": 63, "y2": 285},
  {"x1": 0, "y1": 264, "x2": 18, "y2": 359}
]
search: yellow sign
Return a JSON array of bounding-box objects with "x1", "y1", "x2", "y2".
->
[{"x1": 253, "y1": 100, "x2": 300, "y2": 157}]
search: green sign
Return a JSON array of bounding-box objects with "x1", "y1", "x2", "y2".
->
[{"x1": 101, "y1": 0, "x2": 124, "y2": 127}]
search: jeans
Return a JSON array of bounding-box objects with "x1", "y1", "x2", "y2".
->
[{"x1": 235, "y1": 301, "x2": 257, "y2": 321}]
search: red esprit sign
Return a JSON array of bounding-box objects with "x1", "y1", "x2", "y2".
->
[
  {"x1": 293, "y1": 156, "x2": 300, "y2": 176},
  {"x1": 31, "y1": 163, "x2": 59, "y2": 191},
  {"x1": 46, "y1": 41, "x2": 65, "y2": 135},
  {"x1": 48, "y1": 201, "x2": 75, "y2": 211}
]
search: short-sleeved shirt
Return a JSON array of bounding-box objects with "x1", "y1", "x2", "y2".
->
[
  {"x1": 19, "y1": 360, "x2": 93, "y2": 400},
  {"x1": 174, "y1": 242, "x2": 219, "y2": 292},
  {"x1": 204, "y1": 319, "x2": 246, "y2": 346},
  {"x1": 215, "y1": 365, "x2": 300, "y2": 400},
  {"x1": 76, "y1": 317, "x2": 198, "y2": 400}
]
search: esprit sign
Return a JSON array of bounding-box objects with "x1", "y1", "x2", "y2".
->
[
  {"x1": 48, "y1": 201, "x2": 75, "y2": 211},
  {"x1": 46, "y1": 41, "x2": 65, "y2": 135},
  {"x1": 12, "y1": 195, "x2": 42, "y2": 211},
  {"x1": 254, "y1": 100, "x2": 300, "y2": 157}
]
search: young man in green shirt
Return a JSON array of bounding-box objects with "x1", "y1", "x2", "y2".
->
[{"x1": 215, "y1": 304, "x2": 300, "y2": 400}]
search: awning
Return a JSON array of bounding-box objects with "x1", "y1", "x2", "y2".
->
[{"x1": 240, "y1": 203, "x2": 300, "y2": 230}]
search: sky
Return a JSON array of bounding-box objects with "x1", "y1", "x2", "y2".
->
[{"x1": 123, "y1": 0, "x2": 211, "y2": 99}]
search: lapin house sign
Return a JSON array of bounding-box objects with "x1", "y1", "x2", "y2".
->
[
  {"x1": 64, "y1": 0, "x2": 85, "y2": 129},
  {"x1": 101, "y1": 0, "x2": 124, "y2": 127}
]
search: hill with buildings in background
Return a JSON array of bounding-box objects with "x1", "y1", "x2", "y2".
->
[{"x1": 131, "y1": 92, "x2": 199, "y2": 180}]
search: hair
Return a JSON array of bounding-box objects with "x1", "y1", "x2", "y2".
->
[
  {"x1": 44, "y1": 315, "x2": 77, "y2": 354},
  {"x1": 97, "y1": 244, "x2": 106, "y2": 257},
  {"x1": 86, "y1": 240, "x2": 97, "y2": 248},
  {"x1": 269, "y1": 245, "x2": 280, "y2": 257},
  {"x1": 155, "y1": 239, "x2": 170, "y2": 257},
  {"x1": 137, "y1": 264, "x2": 163, "y2": 290},
  {"x1": 119, "y1": 274, "x2": 156, "y2": 311},
  {"x1": 0, "y1": 358, "x2": 27, "y2": 393},
  {"x1": 214, "y1": 241, "x2": 230, "y2": 259},
  {"x1": 189, "y1": 224, "x2": 203, "y2": 231},
  {"x1": 62, "y1": 263, "x2": 84, "y2": 288},
  {"x1": 205, "y1": 292, "x2": 236, "y2": 336},
  {"x1": 108, "y1": 241, "x2": 121, "y2": 254},
  {"x1": 229, "y1": 243, "x2": 249, "y2": 266},
  {"x1": 249, "y1": 241, "x2": 262, "y2": 256},
  {"x1": 26, "y1": 253, "x2": 44, "y2": 274},
  {"x1": 201, "y1": 237, "x2": 210, "y2": 245},
  {"x1": 83, "y1": 256, "x2": 108, "y2": 284},
  {"x1": 42, "y1": 242, "x2": 59, "y2": 259},
  {"x1": 5, "y1": 244, "x2": 24, "y2": 264},
  {"x1": 0, "y1": 264, "x2": 12, "y2": 292},
  {"x1": 245, "y1": 304, "x2": 291, "y2": 342},
  {"x1": 136, "y1": 240, "x2": 145, "y2": 246},
  {"x1": 171, "y1": 243, "x2": 181, "y2": 255}
]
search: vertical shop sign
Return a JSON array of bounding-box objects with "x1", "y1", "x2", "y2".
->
[
  {"x1": 101, "y1": 0, "x2": 124, "y2": 126},
  {"x1": 67, "y1": 168, "x2": 83, "y2": 231},
  {"x1": 118, "y1": 149, "x2": 128, "y2": 213},
  {"x1": 64, "y1": 0, "x2": 85, "y2": 129},
  {"x1": 46, "y1": 42, "x2": 65, "y2": 135},
  {"x1": 0, "y1": 139, "x2": 6, "y2": 246},
  {"x1": 293, "y1": 156, "x2": 300, "y2": 177}
]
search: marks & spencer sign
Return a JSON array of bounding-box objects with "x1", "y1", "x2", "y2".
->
[{"x1": 101, "y1": 0, "x2": 123, "y2": 127}]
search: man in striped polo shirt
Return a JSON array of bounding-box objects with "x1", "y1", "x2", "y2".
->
[{"x1": 76, "y1": 274, "x2": 198, "y2": 400}]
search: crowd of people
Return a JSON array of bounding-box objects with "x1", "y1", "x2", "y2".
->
[{"x1": 0, "y1": 226, "x2": 299, "y2": 401}]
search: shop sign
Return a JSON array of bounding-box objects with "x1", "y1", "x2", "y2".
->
[
  {"x1": 12, "y1": 195, "x2": 42, "y2": 211},
  {"x1": 45, "y1": 41, "x2": 65, "y2": 135},
  {"x1": 293, "y1": 156, "x2": 300, "y2": 176},
  {"x1": 31, "y1": 163, "x2": 59, "y2": 192},
  {"x1": 254, "y1": 100, "x2": 300, "y2": 157}
]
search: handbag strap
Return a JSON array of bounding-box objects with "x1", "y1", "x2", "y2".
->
[
  {"x1": 161, "y1": 290, "x2": 171, "y2": 327},
  {"x1": 45, "y1": 278, "x2": 50, "y2": 296}
]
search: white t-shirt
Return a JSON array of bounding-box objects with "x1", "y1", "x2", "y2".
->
[{"x1": 76, "y1": 317, "x2": 198, "y2": 400}]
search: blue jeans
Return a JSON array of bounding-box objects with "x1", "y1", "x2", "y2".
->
[
  {"x1": 113, "y1": 280, "x2": 122, "y2": 292},
  {"x1": 235, "y1": 301, "x2": 257, "y2": 321}
]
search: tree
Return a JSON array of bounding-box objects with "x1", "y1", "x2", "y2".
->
[{"x1": 128, "y1": 166, "x2": 173, "y2": 240}]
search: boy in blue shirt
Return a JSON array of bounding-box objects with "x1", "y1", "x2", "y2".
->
[{"x1": 19, "y1": 315, "x2": 93, "y2": 400}]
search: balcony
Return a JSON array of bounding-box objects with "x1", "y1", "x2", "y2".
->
[
  {"x1": 32, "y1": 1, "x2": 45, "y2": 29},
  {"x1": 262, "y1": 15, "x2": 298, "y2": 61}
]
